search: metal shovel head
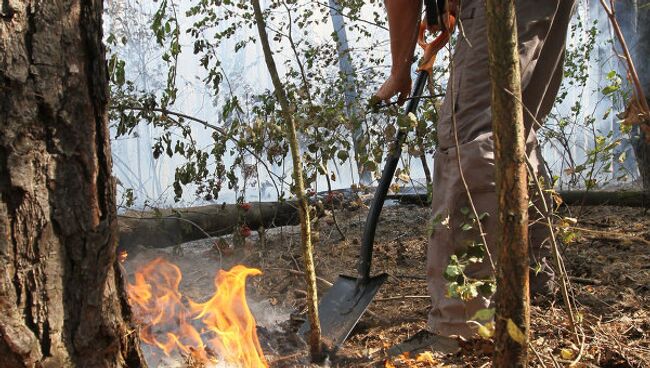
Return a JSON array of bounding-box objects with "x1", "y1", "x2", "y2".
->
[{"x1": 299, "y1": 273, "x2": 388, "y2": 350}]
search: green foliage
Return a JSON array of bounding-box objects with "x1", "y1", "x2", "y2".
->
[
  {"x1": 443, "y1": 208, "x2": 495, "y2": 302},
  {"x1": 106, "y1": 0, "x2": 445, "y2": 204},
  {"x1": 105, "y1": 3, "x2": 645, "y2": 314},
  {"x1": 542, "y1": 6, "x2": 638, "y2": 190}
]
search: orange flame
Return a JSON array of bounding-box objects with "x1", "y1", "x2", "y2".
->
[
  {"x1": 118, "y1": 250, "x2": 128, "y2": 263},
  {"x1": 384, "y1": 351, "x2": 438, "y2": 367},
  {"x1": 126, "y1": 258, "x2": 268, "y2": 367}
]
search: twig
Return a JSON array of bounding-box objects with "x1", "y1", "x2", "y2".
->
[
  {"x1": 549, "y1": 351, "x2": 562, "y2": 368},
  {"x1": 570, "y1": 332, "x2": 586, "y2": 367},
  {"x1": 372, "y1": 94, "x2": 446, "y2": 109},
  {"x1": 266, "y1": 267, "x2": 333, "y2": 287},
  {"x1": 115, "y1": 105, "x2": 291, "y2": 189},
  {"x1": 568, "y1": 276, "x2": 602, "y2": 286},
  {"x1": 394, "y1": 274, "x2": 427, "y2": 281},
  {"x1": 313, "y1": 0, "x2": 388, "y2": 31},
  {"x1": 568, "y1": 226, "x2": 650, "y2": 245},
  {"x1": 374, "y1": 295, "x2": 430, "y2": 302},
  {"x1": 269, "y1": 352, "x2": 305, "y2": 364},
  {"x1": 525, "y1": 157, "x2": 579, "y2": 343},
  {"x1": 599, "y1": 0, "x2": 650, "y2": 120},
  {"x1": 319, "y1": 163, "x2": 346, "y2": 240},
  {"x1": 529, "y1": 342, "x2": 549, "y2": 368}
]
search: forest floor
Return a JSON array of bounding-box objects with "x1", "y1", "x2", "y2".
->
[{"x1": 124, "y1": 200, "x2": 649, "y2": 367}]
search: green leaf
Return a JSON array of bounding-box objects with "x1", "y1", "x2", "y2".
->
[
  {"x1": 560, "y1": 348, "x2": 575, "y2": 360},
  {"x1": 460, "y1": 284, "x2": 478, "y2": 300},
  {"x1": 444, "y1": 264, "x2": 462, "y2": 281},
  {"x1": 364, "y1": 160, "x2": 377, "y2": 171},
  {"x1": 506, "y1": 319, "x2": 526, "y2": 345},
  {"x1": 602, "y1": 85, "x2": 619, "y2": 95},
  {"x1": 446, "y1": 281, "x2": 460, "y2": 298},
  {"x1": 477, "y1": 322, "x2": 495, "y2": 339},
  {"x1": 471, "y1": 308, "x2": 495, "y2": 322}
]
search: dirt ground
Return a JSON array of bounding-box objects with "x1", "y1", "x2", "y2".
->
[{"x1": 124, "y1": 201, "x2": 649, "y2": 367}]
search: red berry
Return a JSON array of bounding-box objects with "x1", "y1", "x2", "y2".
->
[{"x1": 239, "y1": 225, "x2": 252, "y2": 238}]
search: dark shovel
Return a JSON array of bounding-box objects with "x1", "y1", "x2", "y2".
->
[{"x1": 299, "y1": 71, "x2": 430, "y2": 350}]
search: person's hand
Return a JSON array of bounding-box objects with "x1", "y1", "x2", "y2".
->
[{"x1": 373, "y1": 70, "x2": 412, "y2": 107}]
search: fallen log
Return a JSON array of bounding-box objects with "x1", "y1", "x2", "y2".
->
[
  {"x1": 386, "y1": 190, "x2": 649, "y2": 208},
  {"x1": 557, "y1": 190, "x2": 648, "y2": 208},
  {"x1": 118, "y1": 201, "x2": 320, "y2": 250}
]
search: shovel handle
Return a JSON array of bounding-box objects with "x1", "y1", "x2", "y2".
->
[
  {"x1": 358, "y1": 70, "x2": 429, "y2": 284},
  {"x1": 417, "y1": 13, "x2": 456, "y2": 75}
]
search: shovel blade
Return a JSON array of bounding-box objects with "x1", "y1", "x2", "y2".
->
[{"x1": 299, "y1": 273, "x2": 388, "y2": 350}]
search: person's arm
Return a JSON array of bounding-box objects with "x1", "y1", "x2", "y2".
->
[{"x1": 373, "y1": 0, "x2": 421, "y2": 105}]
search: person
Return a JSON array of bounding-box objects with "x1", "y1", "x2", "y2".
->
[{"x1": 374, "y1": 0, "x2": 577, "y2": 338}]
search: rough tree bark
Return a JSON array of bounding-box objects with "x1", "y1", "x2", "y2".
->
[
  {"x1": 250, "y1": 0, "x2": 323, "y2": 361},
  {"x1": 0, "y1": 1, "x2": 146, "y2": 367},
  {"x1": 485, "y1": 0, "x2": 530, "y2": 366}
]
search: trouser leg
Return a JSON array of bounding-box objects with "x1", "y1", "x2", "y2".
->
[
  {"x1": 426, "y1": 0, "x2": 576, "y2": 337},
  {"x1": 427, "y1": 134, "x2": 500, "y2": 337},
  {"x1": 524, "y1": 0, "x2": 578, "y2": 295}
]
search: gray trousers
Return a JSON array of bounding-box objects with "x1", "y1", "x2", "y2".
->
[{"x1": 427, "y1": 0, "x2": 577, "y2": 337}]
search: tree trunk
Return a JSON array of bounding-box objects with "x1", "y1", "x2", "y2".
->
[
  {"x1": 632, "y1": 126, "x2": 650, "y2": 189},
  {"x1": 328, "y1": 0, "x2": 372, "y2": 185},
  {"x1": 251, "y1": 0, "x2": 323, "y2": 360},
  {"x1": 0, "y1": 1, "x2": 146, "y2": 367},
  {"x1": 118, "y1": 201, "x2": 322, "y2": 250},
  {"x1": 386, "y1": 190, "x2": 649, "y2": 207},
  {"x1": 560, "y1": 190, "x2": 649, "y2": 207},
  {"x1": 628, "y1": 5, "x2": 650, "y2": 192},
  {"x1": 485, "y1": 0, "x2": 530, "y2": 366},
  {"x1": 613, "y1": 1, "x2": 650, "y2": 190}
]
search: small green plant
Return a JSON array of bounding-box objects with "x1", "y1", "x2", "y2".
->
[{"x1": 441, "y1": 207, "x2": 496, "y2": 302}]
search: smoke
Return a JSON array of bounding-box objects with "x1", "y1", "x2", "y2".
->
[{"x1": 615, "y1": 0, "x2": 650, "y2": 93}]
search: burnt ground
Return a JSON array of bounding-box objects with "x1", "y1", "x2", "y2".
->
[{"x1": 123, "y1": 202, "x2": 649, "y2": 367}]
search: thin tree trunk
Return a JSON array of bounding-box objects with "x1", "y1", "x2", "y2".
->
[
  {"x1": 485, "y1": 0, "x2": 530, "y2": 366},
  {"x1": 328, "y1": 0, "x2": 372, "y2": 185},
  {"x1": 251, "y1": 0, "x2": 323, "y2": 360},
  {"x1": 615, "y1": 0, "x2": 650, "y2": 190},
  {"x1": 600, "y1": 0, "x2": 650, "y2": 119},
  {"x1": 632, "y1": 126, "x2": 650, "y2": 189},
  {"x1": 0, "y1": 1, "x2": 146, "y2": 367}
]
